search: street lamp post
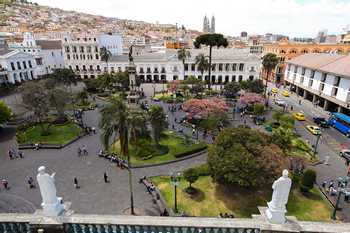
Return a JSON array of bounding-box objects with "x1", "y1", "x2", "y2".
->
[
  {"x1": 153, "y1": 82, "x2": 156, "y2": 98},
  {"x1": 313, "y1": 132, "x2": 322, "y2": 158},
  {"x1": 170, "y1": 172, "x2": 181, "y2": 213},
  {"x1": 331, "y1": 177, "x2": 350, "y2": 220}
]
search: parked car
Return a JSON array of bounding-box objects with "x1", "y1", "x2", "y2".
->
[
  {"x1": 313, "y1": 117, "x2": 329, "y2": 128},
  {"x1": 293, "y1": 112, "x2": 305, "y2": 121},
  {"x1": 340, "y1": 149, "x2": 350, "y2": 164},
  {"x1": 282, "y1": 91, "x2": 290, "y2": 97},
  {"x1": 271, "y1": 87, "x2": 279, "y2": 94},
  {"x1": 306, "y1": 125, "x2": 321, "y2": 135},
  {"x1": 275, "y1": 99, "x2": 286, "y2": 107}
]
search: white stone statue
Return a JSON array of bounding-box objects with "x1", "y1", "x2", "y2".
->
[
  {"x1": 37, "y1": 166, "x2": 64, "y2": 217},
  {"x1": 265, "y1": 169, "x2": 292, "y2": 224}
]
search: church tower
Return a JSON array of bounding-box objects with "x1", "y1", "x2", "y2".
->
[
  {"x1": 211, "y1": 15, "x2": 215, "y2": 33},
  {"x1": 203, "y1": 15, "x2": 210, "y2": 33}
]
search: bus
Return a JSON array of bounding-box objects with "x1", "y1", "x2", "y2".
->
[{"x1": 328, "y1": 112, "x2": 350, "y2": 137}]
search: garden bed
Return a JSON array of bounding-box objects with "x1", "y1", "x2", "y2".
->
[
  {"x1": 16, "y1": 122, "x2": 82, "y2": 145},
  {"x1": 113, "y1": 131, "x2": 207, "y2": 166},
  {"x1": 152, "y1": 175, "x2": 332, "y2": 221}
]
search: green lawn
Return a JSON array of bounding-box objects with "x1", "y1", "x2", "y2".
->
[
  {"x1": 152, "y1": 176, "x2": 332, "y2": 221},
  {"x1": 113, "y1": 131, "x2": 207, "y2": 166},
  {"x1": 17, "y1": 122, "x2": 82, "y2": 145}
]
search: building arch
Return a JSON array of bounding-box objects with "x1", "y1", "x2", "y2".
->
[
  {"x1": 289, "y1": 48, "x2": 297, "y2": 54},
  {"x1": 312, "y1": 49, "x2": 320, "y2": 53},
  {"x1": 301, "y1": 49, "x2": 309, "y2": 54}
]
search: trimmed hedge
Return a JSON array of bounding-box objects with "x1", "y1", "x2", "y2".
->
[{"x1": 174, "y1": 145, "x2": 207, "y2": 158}]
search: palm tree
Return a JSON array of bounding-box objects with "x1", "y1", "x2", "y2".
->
[
  {"x1": 148, "y1": 105, "x2": 167, "y2": 147},
  {"x1": 99, "y1": 97, "x2": 135, "y2": 215},
  {"x1": 129, "y1": 111, "x2": 148, "y2": 146},
  {"x1": 194, "y1": 34, "x2": 228, "y2": 89},
  {"x1": 100, "y1": 46, "x2": 112, "y2": 73},
  {"x1": 195, "y1": 53, "x2": 210, "y2": 82},
  {"x1": 262, "y1": 53, "x2": 279, "y2": 98},
  {"x1": 177, "y1": 48, "x2": 191, "y2": 80}
]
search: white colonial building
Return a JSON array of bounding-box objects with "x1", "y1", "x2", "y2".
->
[
  {"x1": 62, "y1": 33, "x2": 123, "y2": 79},
  {"x1": 0, "y1": 48, "x2": 38, "y2": 84},
  {"x1": 285, "y1": 53, "x2": 350, "y2": 113},
  {"x1": 66, "y1": 47, "x2": 261, "y2": 83},
  {"x1": 8, "y1": 32, "x2": 64, "y2": 76}
]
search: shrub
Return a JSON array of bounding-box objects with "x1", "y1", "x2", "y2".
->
[
  {"x1": 193, "y1": 164, "x2": 211, "y2": 176},
  {"x1": 300, "y1": 169, "x2": 316, "y2": 193},
  {"x1": 174, "y1": 145, "x2": 207, "y2": 158},
  {"x1": 183, "y1": 168, "x2": 199, "y2": 189}
]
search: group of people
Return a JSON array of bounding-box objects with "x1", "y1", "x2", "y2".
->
[
  {"x1": 139, "y1": 176, "x2": 156, "y2": 194},
  {"x1": 219, "y1": 213, "x2": 235, "y2": 218},
  {"x1": 8, "y1": 148, "x2": 24, "y2": 160},
  {"x1": 97, "y1": 150, "x2": 129, "y2": 169},
  {"x1": 77, "y1": 145, "x2": 88, "y2": 156},
  {"x1": 1, "y1": 176, "x2": 36, "y2": 191},
  {"x1": 84, "y1": 125, "x2": 96, "y2": 135},
  {"x1": 322, "y1": 179, "x2": 350, "y2": 202}
]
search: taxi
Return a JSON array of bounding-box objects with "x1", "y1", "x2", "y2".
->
[
  {"x1": 271, "y1": 87, "x2": 279, "y2": 94},
  {"x1": 293, "y1": 112, "x2": 305, "y2": 121},
  {"x1": 306, "y1": 125, "x2": 321, "y2": 135},
  {"x1": 282, "y1": 91, "x2": 290, "y2": 97}
]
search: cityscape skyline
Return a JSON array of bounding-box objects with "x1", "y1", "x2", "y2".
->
[{"x1": 34, "y1": 0, "x2": 350, "y2": 37}]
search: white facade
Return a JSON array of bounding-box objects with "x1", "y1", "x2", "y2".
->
[
  {"x1": 66, "y1": 48, "x2": 261, "y2": 83},
  {"x1": 0, "y1": 50, "x2": 38, "y2": 84},
  {"x1": 8, "y1": 32, "x2": 64, "y2": 76},
  {"x1": 284, "y1": 56, "x2": 350, "y2": 112}
]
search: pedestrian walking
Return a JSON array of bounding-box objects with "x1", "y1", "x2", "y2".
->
[
  {"x1": 91, "y1": 127, "x2": 96, "y2": 134},
  {"x1": 104, "y1": 172, "x2": 109, "y2": 183},
  {"x1": 347, "y1": 165, "x2": 350, "y2": 176},
  {"x1": 18, "y1": 150, "x2": 23, "y2": 159},
  {"x1": 298, "y1": 99, "x2": 302, "y2": 105},
  {"x1": 77, "y1": 147, "x2": 82, "y2": 156},
  {"x1": 2, "y1": 179, "x2": 9, "y2": 190},
  {"x1": 8, "y1": 150, "x2": 13, "y2": 160},
  {"x1": 82, "y1": 145, "x2": 88, "y2": 155},
  {"x1": 290, "y1": 105, "x2": 294, "y2": 111},
  {"x1": 27, "y1": 177, "x2": 35, "y2": 188},
  {"x1": 74, "y1": 177, "x2": 79, "y2": 189}
]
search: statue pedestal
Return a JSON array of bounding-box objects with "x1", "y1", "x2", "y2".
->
[
  {"x1": 265, "y1": 202, "x2": 286, "y2": 224},
  {"x1": 42, "y1": 198, "x2": 64, "y2": 217}
]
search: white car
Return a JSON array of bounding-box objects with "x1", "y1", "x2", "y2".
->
[{"x1": 275, "y1": 99, "x2": 286, "y2": 107}]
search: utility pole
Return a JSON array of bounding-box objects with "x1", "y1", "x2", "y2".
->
[{"x1": 313, "y1": 133, "x2": 321, "y2": 158}]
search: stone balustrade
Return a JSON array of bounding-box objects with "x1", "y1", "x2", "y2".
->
[{"x1": 1, "y1": 208, "x2": 350, "y2": 233}]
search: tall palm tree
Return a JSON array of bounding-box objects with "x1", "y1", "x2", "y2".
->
[
  {"x1": 195, "y1": 53, "x2": 210, "y2": 82},
  {"x1": 177, "y1": 48, "x2": 191, "y2": 80},
  {"x1": 194, "y1": 34, "x2": 228, "y2": 89},
  {"x1": 100, "y1": 46, "x2": 112, "y2": 73},
  {"x1": 129, "y1": 111, "x2": 148, "y2": 146},
  {"x1": 148, "y1": 105, "x2": 167, "y2": 147},
  {"x1": 99, "y1": 96, "x2": 135, "y2": 215},
  {"x1": 262, "y1": 53, "x2": 279, "y2": 98}
]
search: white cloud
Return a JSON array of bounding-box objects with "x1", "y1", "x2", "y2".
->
[{"x1": 35, "y1": 0, "x2": 350, "y2": 37}]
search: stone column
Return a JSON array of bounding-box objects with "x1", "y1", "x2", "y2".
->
[{"x1": 323, "y1": 100, "x2": 329, "y2": 111}]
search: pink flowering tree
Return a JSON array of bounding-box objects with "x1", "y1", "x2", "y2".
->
[
  {"x1": 238, "y1": 92, "x2": 265, "y2": 107},
  {"x1": 182, "y1": 98, "x2": 229, "y2": 120}
]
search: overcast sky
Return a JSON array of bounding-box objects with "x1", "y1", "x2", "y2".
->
[{"x1": 35, "y1": 0, "x2": 350, "y2": 37}]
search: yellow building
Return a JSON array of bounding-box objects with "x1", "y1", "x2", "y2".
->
[{"x1": 263, "y1": 39, "x2": 350, "y2": 83}]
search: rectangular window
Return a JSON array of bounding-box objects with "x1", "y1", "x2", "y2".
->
[
  {"x1": 239, "y1": 63, "x2": 244, "y2": 71},
  {"x1": 17, "y1": 61, "x2": 21, "y2": 70},
  {"x1": 301, "y1": 67, "x2": 305, "y2": 75},
  {"x1": 321, "y1": 73, "x2": 327, "y2": 82},
  {"x1": 334, "y1": 76, "x2": 341, "y2": 87},
  {"x1": 239, "y1": 75, "x2": 243, "y2": 81},
  {"x1": 11, "y1": 62, "x2": 15, "y2": 70},
  {"x1": 22, "y1": 61, "x2": 27, "y2": 69},
  {"x1": 73, "y1": 46, "x2": 77, "y2": 53},
  {"x1": 28, "y1": 60, "x2": 32, "y2": 68},
  {"x1": 311, "y1": 70, "x2": 315, "y2": 78},
  {"x1": 65, "y1": 46, "x2": 70, "y2": 52},
  {"x1": 80, "y1": 46, "x2": 84, "y2": 53},
  {"x1": 232, "y1": 64, "x2": 237, "y2": 71}
]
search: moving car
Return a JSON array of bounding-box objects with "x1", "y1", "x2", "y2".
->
[
  {"x1": 282, "y1": 91, "x2": 290, "y2": 97},
  {"x1": 293, "y1": 112, "x2": 305, "y2": 121},
  {"x1": 271, "y1": 87, "x2": 278, "y2": 94},
  {"x1": 306, "y1": 125, "x2": 321, "y2": 135},
  {"x1": 275, "y1": 99, "x2": 286, "y2": 107},
  {"x1": 340, "y1": 149, "x2": 350, "y2": 164},
  {"x1": 313, "y1": 117, "x2": 329, "y2": 128}
]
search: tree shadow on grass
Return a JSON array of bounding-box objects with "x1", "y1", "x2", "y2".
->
[
  {"x1": 182, "y1": 187, "x2": 205, "y2": 202},
  {"x1": 0, "y1": 126, "x2": 16, "y2": 142},
  {"x1": 214, "y1": 182, "x2": 272, "y2": 217}
]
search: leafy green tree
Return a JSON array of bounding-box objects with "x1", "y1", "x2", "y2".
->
[
  {"x1": 280, "y1": 114, "x2": 295, "y2": 129},
  {"x1": 194, "y1": 34, "x2": 228, "y2": 89},
  {"x1": 128, "y1": 111, "x2": 148, "y2": 146},
  {"x1": 300, "y1": 169, "x2": 316, "y2": 193},
  {"x1": 249, "y1": 80, "x2": 265, "y2": 94},
  {"x1": 51, "y1": 68, "x2": 77, "y2": 89},
  {"x1": 48, "y1": 88, "x2": 71, "y2": 119},
  {"x1": 177, "y1": 48, "x2": 191, "y2": 77},
  {"x1": 223, "y1": 82, "x2": 240, "y2": 98},
  {"x1": 115, "y1": 71, "x2": 130, "y2": 91},
  {"x1": 272, "y1": 110, "x2": 284, "y2": 124},
  {"x1": 272, "y1": 127, "x2": 294, "y2": 151},
  {"x1": 195, "y1": 53, "x2": 209, "y2": 81},
  {"x1": 148, "y1": 105, "x2": 167, "y2": 146},
  {"x1": 0, "y1": 101, "x2": 11, "y2": 126},
  {"x1": 262, "y1": 53, "x2": 279, "y2": 97},
  {"x1": 208, "y1": 128, "x2": 288, "y2": 188},
  {"x1": 253, "y1": 103, "x2": 264, "y2": 116},
  {"x1": 99, "y1": 96, "x2": 135, "y2": 214},
  {"x1": 100, "y1": 46, "x2": 112, "y2": 72},
  {"x1": 183, "y1": 168, "x2": 199, "y2": 188},
  {"x1": 21, "y1": 82, "x2": 51, "y2": 135},
  {"x1": 84, "y1": 78, "x2": 103, "y2": 93}
]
